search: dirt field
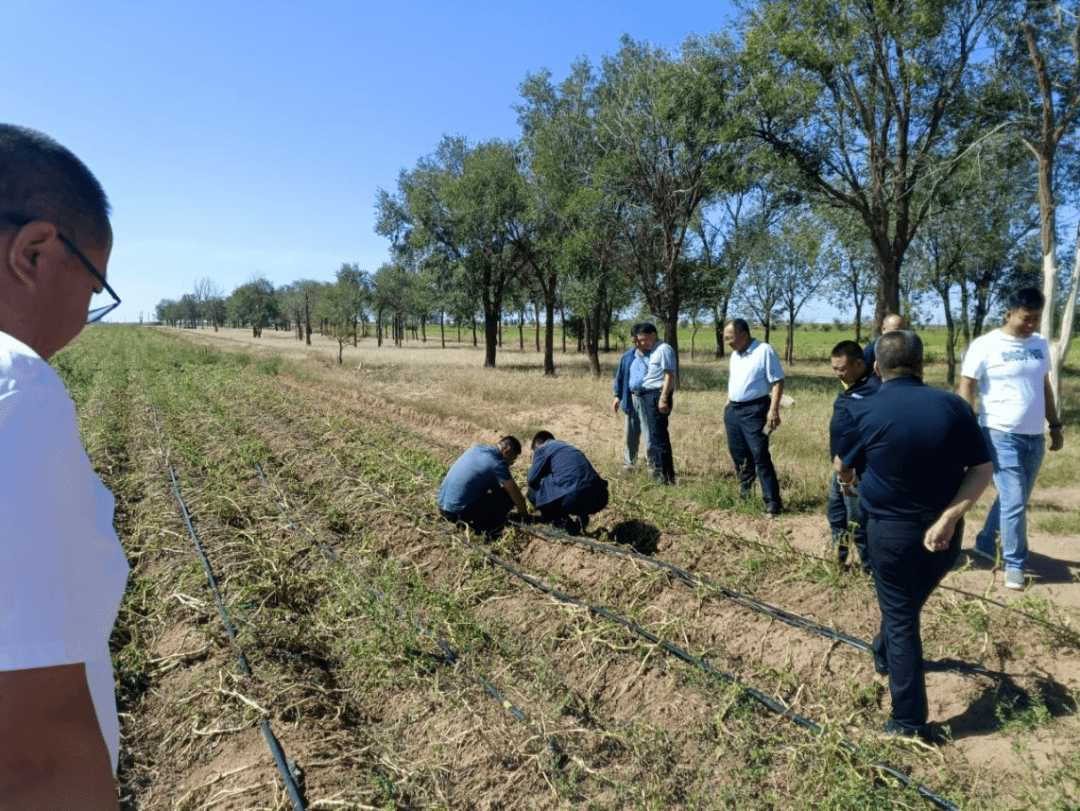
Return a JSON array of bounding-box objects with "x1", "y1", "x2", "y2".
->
[{"x1": 63, "y1": 325, "x2": 1080, "y2": 810}]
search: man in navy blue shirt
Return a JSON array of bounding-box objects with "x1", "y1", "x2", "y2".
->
[
  {"x1": 438, "y1": 436, "x2": 531, "y2": 535},
  {"x1": 836, "y1": 331, "x2": 991, "y2": 741},
  {"x1": 827, "y1": 340, "x2": 880, "y2": 573},
  {"x1": 527, "y1": 431, "x2": 609, "y2": 534}
]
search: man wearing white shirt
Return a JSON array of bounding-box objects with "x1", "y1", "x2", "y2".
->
[
  {"x1": 0, "y1": 124, "x2": 127, "y2": 809},
  {"x1": 723, "y1": 319, "x2": 785, "y2": 515},
  {"x1": 958, "y1": 287, "x2": 1065, "y2": 590},
  {"x1": 629, "y1": 323, "x2": 677, "y2": 484}
]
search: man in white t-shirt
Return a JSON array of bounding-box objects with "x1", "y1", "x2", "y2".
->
[
  {"x1": 958, "y1": 287, "x2": 1065, "y2": 590},
  {"x1": 1, "y1": 124, "x2": 128, "y2": 808}
]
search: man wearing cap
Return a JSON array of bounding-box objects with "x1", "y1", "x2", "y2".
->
[{"x1": 0, "y1": 124, "x2": 128, "y2": 808}]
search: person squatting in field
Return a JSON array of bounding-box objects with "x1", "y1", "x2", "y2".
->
[
  {"x1": 0, "y1": 123, "x2": 128, "y2": 809},
  {"x1": 835, "y1": 330, "x2": 991, "y2": 741},
  {"x1": 526, "y1": 431, "x2": 609, "y2": 535},
  {"x1": 437, "y1": 436, "x2": 531, "y2": 535}
]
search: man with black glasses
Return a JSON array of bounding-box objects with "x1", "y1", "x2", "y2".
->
[{"x1": 0, "y1": 124, "x2": 127, "y2": 808}]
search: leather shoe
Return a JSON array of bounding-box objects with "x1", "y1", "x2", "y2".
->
[{"x1": 883, "y1": 719, "x2": 939, "y2": 744}]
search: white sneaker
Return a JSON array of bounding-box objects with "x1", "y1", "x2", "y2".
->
[{"x1": 1004, "y1": 570, "x2": 1025, "y2": 590}]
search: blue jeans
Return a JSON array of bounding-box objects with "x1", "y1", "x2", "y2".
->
[
  {"x1": 827, "y1": 471, "x2": 869, "y2": 570},
  {"x1": 975, "y1": 428, "x2": 1045, "y2": 572},
  {"x1": 624, "y1": 403, "x2": 651, "y2": 469}
]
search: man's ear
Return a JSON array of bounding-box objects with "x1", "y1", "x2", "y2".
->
[{"x1": 6, "y1": 220, "x2": 59, "y2": 291}]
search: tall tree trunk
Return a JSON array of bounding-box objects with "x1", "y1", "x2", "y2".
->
[
  {"x1": 483, "y1": 310, "x2": 499, "y2": 367},
  {"x1": 544, "y1": 298, "x2": 556, "y2": 376}
]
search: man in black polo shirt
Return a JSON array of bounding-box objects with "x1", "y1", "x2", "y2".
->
[
  {"x1": 835, "y1": 331, "x2": 991, "y2": 740},
  {"x1": 827, "y1": 340, "x2": 879, "y2": 573}
]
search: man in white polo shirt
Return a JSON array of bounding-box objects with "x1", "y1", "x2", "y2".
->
[
  {"x1": 723, "y1": 318, "x2": 785, "y2": 515},
  {"x1": 629, "y1": 323, "x2": 677, "y2": 484},
  {"x1": 958, "y1": 286, "x2": 1065, "y2": 590},
  {"x1": 1, "y1": 124, "x2": 128, "y2": 808}
]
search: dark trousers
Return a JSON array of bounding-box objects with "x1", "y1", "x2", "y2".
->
[
  {"x1": 533, "y1": 480, "x2": 609, "y2": 526},
  {"x1": 827, "y1": 471, "x2": 870, "y2": 571},
  {"x1": 634, "y1": 390, "x2": 675, "y2": 484},
  {"x1": 440, "y1": 487, "x2": 513, "y2": 535},
  {"x1": 869, "y1": 516, "x2": 962, "y2": 731},
  {"x1": 724, "y1": 398, "x2": 781, "y2": 512}
]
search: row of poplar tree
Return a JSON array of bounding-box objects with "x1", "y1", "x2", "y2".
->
[{"x1": 156, "y1": 0, "x2": 1080, "y2": 410}]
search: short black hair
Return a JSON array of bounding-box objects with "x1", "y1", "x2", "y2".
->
[
  {"x1": 498, "y1": 436, "x2": 522, "y2": 455},
  {"x1": 1005, "y1": 286, "x2": 1045, "y2": 312},
  {"x1": 830, "y1": 340, "x2": 864, "y2": 365},
  {"x1": 531, "y1": 430, "x2": 554, "y2": 450},
  {"x1": 0, "y1": 124, "x2": 110, "y2": 246},
  {"x1": 631, "y1": 322, "x2": 657, "y2": 337},
  {"x1": 875, "y1": 330, "x2": 922, "y2": 377},
  {"x1": 726, "y1": 318, "x2": 750, "y2": 335}
]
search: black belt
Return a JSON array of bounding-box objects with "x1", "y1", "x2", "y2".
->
[
  {"x1": 631, "y1": 388, "x2": 660, "y2": 396},
  {"x1": 729, "y1": 395, "x2": 770, "y2": 407}
]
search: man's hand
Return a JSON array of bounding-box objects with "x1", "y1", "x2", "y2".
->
[
  {"x1": 766, "y1": 409, "x2": 781, "y2": 432},
  {"x1": 839, "y1": 471, "x2": 858, "y2": 497},
  {"x1": 1050, "y1": 426, "x2": 1064, "y2": 452},
  {"x1": 659, "y1": 397, "x2": 671, "y2": 415},
  {"x1": 613, "y1": 396, "x2": 621, "y2": 414},
  {"x1": 0, "y1": 663, "x2": 118, "y2": 809},
  {"x1": 923, "y1": 514, "x2": 958, "y2": 553}
]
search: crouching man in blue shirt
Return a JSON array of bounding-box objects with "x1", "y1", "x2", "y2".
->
[
  {"x1": 835, "y1": 331, "x2": 991, "y2": 741},
  {"x1": 527, "y1": 431, "x2": 609, "y2": 535},
  {"x1": 438, "y1": 436, "x2": 531, "y2": 535}
]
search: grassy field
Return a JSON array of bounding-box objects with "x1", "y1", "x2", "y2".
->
[{"x1": 56, "y1": 324, "x2": 1080, "y2": 810}]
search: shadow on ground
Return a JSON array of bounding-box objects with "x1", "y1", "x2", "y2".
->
[{"x1": 606, "y1": 519, "x2": 661, "y2": 555}]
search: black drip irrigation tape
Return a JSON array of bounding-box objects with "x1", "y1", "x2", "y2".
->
[
  {"x1": 251, "y1": 463, "x2": 570, "y2": 770},
  {"x1": 150, "y1": 406, "x2": 307, "y2": 811},
  {"x1": 513, "y1": 521, "x2": 1009, "y2": 690},
  {"x1": 330, "y1": 404, "x2": 1080, "y2": 655},
  {"x1": 361, "y1": 481, "x2": 962, "y2": 811},
  {"x1": 699, "y1": 520, "x2": 1080, "y2": 649}
]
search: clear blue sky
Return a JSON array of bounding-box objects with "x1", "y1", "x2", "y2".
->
[{"x1": 6, "y1": 0, "x2": 744, "y2": 323}]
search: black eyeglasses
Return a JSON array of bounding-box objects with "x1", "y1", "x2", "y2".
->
[{"x1": 3, "y1": 213, "x2": 120, "y2": 323}]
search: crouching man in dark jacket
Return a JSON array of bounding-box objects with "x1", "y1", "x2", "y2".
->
[{"x1": 527, "y1": 431, "x2": 609, "y2": 535}]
